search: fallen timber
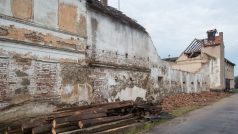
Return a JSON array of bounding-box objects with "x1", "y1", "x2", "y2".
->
[{"x1": 2, "y1": 100, "x2": 162, "y2": 134}]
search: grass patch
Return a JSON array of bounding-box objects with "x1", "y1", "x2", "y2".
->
[
  {"x1": 230, "y1": 89, "x2": 238, "y2": 93},
  {"x1": 127, "y1": 119, "x2": 168, "y2": 134},
  {"x1": 170, "y1": 105, "x2": 202, "y2": 117}
]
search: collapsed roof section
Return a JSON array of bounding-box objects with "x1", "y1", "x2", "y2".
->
[
  {"x1": 86, "y1": 0, "x2": 147, "y2": 33},
  {"x1": 183, "y1": 29, "x2": 223, "y2": 58},
  {"x1": 184, "y1": 39, "x2": 203, "y2": 58}
]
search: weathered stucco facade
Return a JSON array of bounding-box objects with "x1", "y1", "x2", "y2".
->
[
  {"x1": 0, "y1": 0, "x2": 234, "y2": 123},
  {"x1": 225, "y1": 59, "x2": 235, "y2": 89},
  {"x1": 164, "y1": 30, "x2": 235, "y2": 91}
]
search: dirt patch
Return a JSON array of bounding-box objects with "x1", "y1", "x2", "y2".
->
[{"x1": 161, "y1": 91, "x2": 231, "y2": 112}]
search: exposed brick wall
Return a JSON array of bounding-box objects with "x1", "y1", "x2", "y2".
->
[
  {"x1": 0, "y1": 55, "x2": 61, "y2": 101},
  {"x1": 35, "y1": 61, "x2": 58, "y2": 96},
  {"x1": 0, "y1": 58, "x2": 8, "y2": 100}
]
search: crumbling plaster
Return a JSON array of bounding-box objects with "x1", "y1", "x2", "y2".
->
[{"x1": 0, "y1": 0, "x2": 214, "y2": 122}]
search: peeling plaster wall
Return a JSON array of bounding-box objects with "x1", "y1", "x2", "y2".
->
[
  {"x1": 0, "y1": 0, "x2": 88, "y2": 112},
  {"x1": 147, "y1": 61, "x2": 210, "y2": 101},
  {"x1": 86, "y1": 7, "x2": 210, "y2": 103},
  {"x1": 0, "y1": 0, "x2": 213, "y2": 121},
  {"x1": 0, "y1": 0, "x2": 87, "y2": 36},
  {"x1": 87, "y1": 9, "x2": 160, "y2": 69},
  {"x1": 201, "y1": 33, "x2": 225, "y2": 90},
  {"x1": 89, "y1": 68, "x2": 150, "y2": 103}
]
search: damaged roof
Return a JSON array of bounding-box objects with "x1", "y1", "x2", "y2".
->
[
  {"x1": 184, "y1": 39, "x2": 203, "y2": 56},
  {"x1": 163, "y1": 57, "x2": 178, "y2": 62},
  {"x1": 225, "y1": 58, "x2": 236, "y2": 66},
  {"x1": 86, "y1": 0, "x2": 147, "y2": 33}
]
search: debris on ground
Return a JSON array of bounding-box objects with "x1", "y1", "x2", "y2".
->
[
  {"x1": 161, "y1": 91, "x2": 230, "y2": 112},
  {"x1": 1, "y1": 100, "x2": 162, "y2": 134},
  {"x1": 1, "y1": 91, "x2": 231, "y2": 134}
]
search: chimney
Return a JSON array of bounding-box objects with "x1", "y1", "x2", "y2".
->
[
  {"x1": 207, "y1": 29, "x2": 217, "y2": 41},
  {"x1": 100, "y1": 0, "x2": 108, "y2": 6},
  {"x1": 219, "y1": 32, "x2": 223, "y2": 42}
]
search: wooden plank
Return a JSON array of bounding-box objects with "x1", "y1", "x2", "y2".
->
[
  {"x1": 21, "y1": 118, "x2": 48, "y2": 134},
  {"x1": 53, "y1": 122, "x2": 78, "y2": 129},
  {"x1": 52, "y1": 126, "x2": 78, "y2": 134},
  {"x1": 60, "y1": 118, "x2": 137, "y2": 134},
  {"x1": 55, "y1": 101, "x2": 133, "y2": 112},
  {"x1": 32, "y1": 124, "x2": 51, "y2": 134},
  {"x1": 78, "y1": 114, "x2": 134, "y2": 129},
  {"x1": 50, "y1": 101, "x2": 134, "y2": 119},
  {"x1": 53, "y1": 113, "x2": 107, "y2": 128},
  {"x1": 4, "y1": 128, "x2": 22, "y2": 134}
]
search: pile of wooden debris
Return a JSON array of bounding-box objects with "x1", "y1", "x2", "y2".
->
[{"x1": 3, "y1": 100, "x2": 162, "y2": 134}]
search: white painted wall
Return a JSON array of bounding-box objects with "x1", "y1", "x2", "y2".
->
[
  {"x1": 0, "y1": 0, "x2": 12, "y2": 16},
  {"x1": 34, "y1": 0, "x2": 59, "y2": 28},
  {"x1": 87, "y1": 10, "x2": 161, "y2": 66}
]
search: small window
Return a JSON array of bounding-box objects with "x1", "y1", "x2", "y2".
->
[
  {"x1": 129, "y1": 77, "x2": 133, "y2": 81},
  {"x1": 158, "y1": 77, "x2": 163, "y2": 84}
]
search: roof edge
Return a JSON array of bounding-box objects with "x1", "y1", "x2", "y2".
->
[
  {"x1": 86, "y1": 0, "x2": 148, "y2": 34},
  {"x1": 225, "y1": 58, "x2": 236, "y2": 66}
]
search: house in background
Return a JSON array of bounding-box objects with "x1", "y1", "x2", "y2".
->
[
  {"x1": 225, "y1": 58, "x2": 235, "y2": 89},
  {"x1": 163, "y1": 29, "x2": 235, "y2": 90}
]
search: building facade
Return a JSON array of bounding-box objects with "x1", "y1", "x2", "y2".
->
[
  {"x1": 0, "y1": 0, "x2": 235, "y2": 123},
  {"x1": 164, "y1": 29, "x2": 235, "y2": 90}
]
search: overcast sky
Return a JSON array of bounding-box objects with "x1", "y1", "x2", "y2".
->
[{"x1": 108, "y1": 0, "x2": 238, "y2": 75}]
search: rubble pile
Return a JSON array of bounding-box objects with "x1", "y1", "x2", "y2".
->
[
  {"x1": 2, "y1": 101, "x2": 162, "y2": 134},
  {"x1": 161, "y1": 91, "x2": 230, "y2": 112}
]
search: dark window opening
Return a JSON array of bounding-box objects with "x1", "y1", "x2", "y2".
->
[
  {"x1": 129, "y1": 77, "x2": 133, "y2": 81},
  {"x1": 158, "y1": 77, "x2": 163, "y2": 85}
]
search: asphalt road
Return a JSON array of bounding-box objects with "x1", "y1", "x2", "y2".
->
[{"x1": 147, "y1": 94, "x2": 238, "y2": 134}]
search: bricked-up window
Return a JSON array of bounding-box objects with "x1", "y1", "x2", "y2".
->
[
  {"x1": 35, "y1": 61, "x2": 57, "y2": 95},
  {"x1": 11, "y1": 0, "x2": 33, "y2": 20},
  {"x1": 34, "y1": 0, "x2": 58, "y2": 28},
  {"x1": 59, "y1": 3, "x2": 78, "y2": 33}
]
